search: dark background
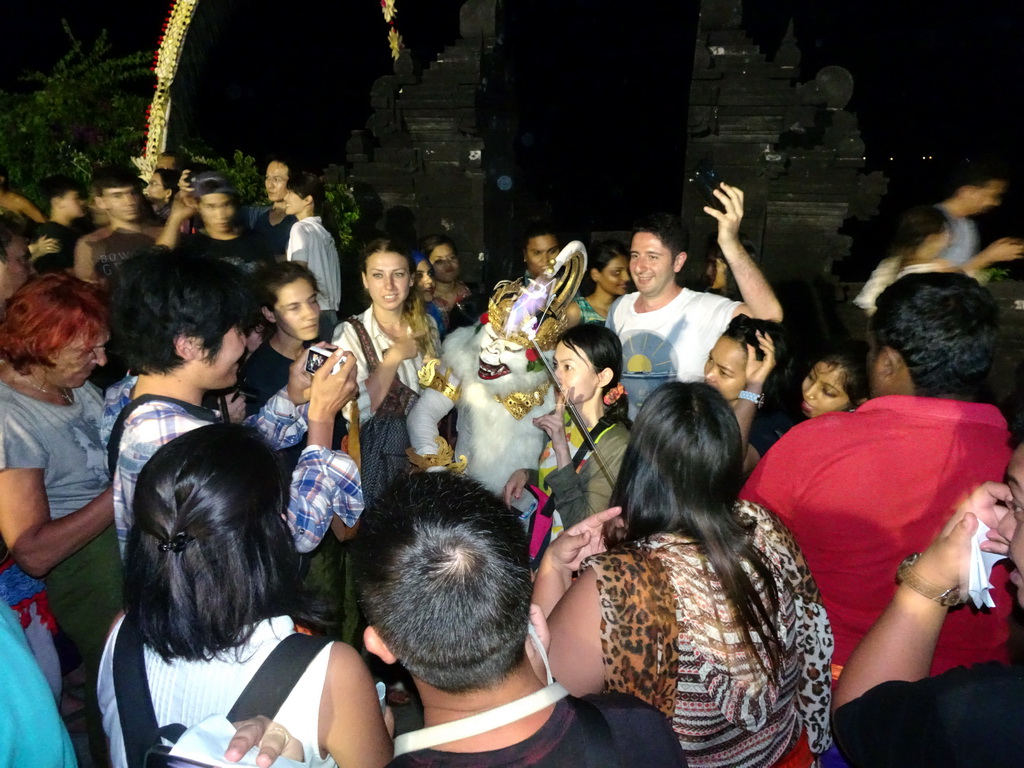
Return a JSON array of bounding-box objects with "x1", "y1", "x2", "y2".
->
[{"x1": 4, "y1": 0, "x2": 1024, "y2": 279}]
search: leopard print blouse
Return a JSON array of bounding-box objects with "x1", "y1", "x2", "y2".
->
[{"x1": 582, "y1": 500, "x2": 833, "y2": 768}]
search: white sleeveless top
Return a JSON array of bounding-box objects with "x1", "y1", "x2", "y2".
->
[{"x1": 98, "y1": 615, "x2": 335, "y2": 768}]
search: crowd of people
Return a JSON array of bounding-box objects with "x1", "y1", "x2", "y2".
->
[{"x1": 1, "y1": 151, "x2": 1024, "y2": 768}]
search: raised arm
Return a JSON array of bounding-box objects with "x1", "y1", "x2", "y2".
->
[
  {"x1": 283, "y1": 350, "x2": 365, "y2": 550},
  {"x1": 833, "y1": 482, "x2": 1014, "y2": 711},
  {"x1": 705, "y1": 183, "x2": 783, "y2": 322},
  {"x1": 733, "y1": 332, "x2": 775, "y2": 474},
  {"x1": 960, "y1": 237, "x2": 1024, "y2": 276},
  {"x1": 2, "y1": 192, "x2": 46, "y2": 224},
  {"x1": 156, "y1": 193, "x2": 196, "y2": 249}
]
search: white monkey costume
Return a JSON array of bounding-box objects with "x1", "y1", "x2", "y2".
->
[{"x1": 407, "y1": 243, "x2": 587, "y2": 494}]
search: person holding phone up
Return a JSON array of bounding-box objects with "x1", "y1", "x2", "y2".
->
[{"x1": 606, "y1": 181, "x2": 782, "y2": 417}]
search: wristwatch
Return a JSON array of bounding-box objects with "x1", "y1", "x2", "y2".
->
[
  {"x1": 896, "y1": 553, "x2": 963, "y2": 606},
  {"x1": 738, "y1": 390, "x2": 764, "y2": 408}
]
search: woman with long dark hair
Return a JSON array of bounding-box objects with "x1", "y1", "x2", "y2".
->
[
  {"x1": 533, "y1": 382, "x2": 832, "y2": 768},
  {"x1": 573, "y1": 239, "x2": 630, "y2": 325},
  {"x1": 420, "y1": 234, "x2": 476, "y2": 332},
  {"x1": 97, "y1": 424, "x2": 391, "y2": 768},
  {"x1": 798, "y1": 340, "x2": 870, "y2": 420},
  {"x1": 854, "y1": 206, "x2": 953, "y2": 315}
]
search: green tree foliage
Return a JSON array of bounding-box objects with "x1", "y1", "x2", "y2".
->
[
  {"x1": 189, "y1": 148, "x2": 265, "y2": 205},
  {"x1": 0, "y1": 25, "x2": 361, "y2": 248},
  {"x1": 325, "y1": 182, "x2": 360, "y2": 251},
  {"x1": 0, "y1": 23, "x2": 150, "y2": 205}
]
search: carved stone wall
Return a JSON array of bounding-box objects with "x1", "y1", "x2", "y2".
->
[
  {"x1": 682, "y1": 0, "x2": 887, "y2": 284},
  {"x1": 343, "y1": 0, "x2": 515, "y2": 288}
]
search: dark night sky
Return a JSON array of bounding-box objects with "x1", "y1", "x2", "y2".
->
[{"x1": 4, "y1": 0, "x2": 1024, "y2": 278}]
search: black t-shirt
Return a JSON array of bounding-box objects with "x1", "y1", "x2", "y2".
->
[
  {"x1": 240, "y1": 205, "x2": 296, "y2": 256},
  {"x1": 33, "y1": 221, "x2": 84, "y2": 273},
  {"x1": 179, "y1": 231, "x2": 275, "y2": 274},
  {"x1": 240, "y1": 341, "x2": 346, "y2": 471},
  {"x1": 241, "y1": 341, "x2": 293, "y2": 418},
  {"x1": 387, "y1": 693, "x2": 687, "y2": 768},
  {"x1": 240, "y1": 341, "x2": 305, "y2": 472},
  {"x1": 750, "y1": 409, "x2": 794, "y2": 458},
  {"x1": 834, "y1": 662, "x2": 1024, "y2": 768}
]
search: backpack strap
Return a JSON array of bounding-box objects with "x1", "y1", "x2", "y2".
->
[
  {"x1": 346, "y1": 315, "x2": 419, "y2": 416},
  {"x1": 107, "y1": 393, "x2": 220, "y2": 477},
  {"x1": 227, "y1": 633, "x2": 332, "y2": 721},
  {"x1": 112, "y1": 616, "x2": 162, "y2": 768},
  {"x1": 346, "y1": 316, "x2": 381, "y2": 370},
  {"x1": 567, "y1": 696, "x2": 619, "y2": 768},
  {"x1": 113, "y1": 621, "x2": 330, "y2": 768}
]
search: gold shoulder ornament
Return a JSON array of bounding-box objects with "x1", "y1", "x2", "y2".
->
[
  {"x1": 407, "y1": 437, "x2": 467, "y2": 473},
  {"x1": 417, "y1": 359, "x2": 461, "y2": 403},
  {"x1": 494, "y1": 382, "x2": 552, "y2": 420}
]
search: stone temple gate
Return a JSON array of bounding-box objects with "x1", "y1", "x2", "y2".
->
[{"x1": 142, "y1": 0, "x2": 884, "y2": 293}]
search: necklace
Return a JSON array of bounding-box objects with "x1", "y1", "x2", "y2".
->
[{"x1": 17, "y1": 371, "x2": 73, "y2": 405}]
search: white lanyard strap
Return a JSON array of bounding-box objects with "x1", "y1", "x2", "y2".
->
[{"x1": 392, "y1": 683, "x2": 570, "y2": 756}]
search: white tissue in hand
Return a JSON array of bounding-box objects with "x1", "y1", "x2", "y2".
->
[
  {"x1": 169, "y1": 715, "x2": 304, "y2": 768},
  {"x1": 968, "y1": 520, "x2": 1005, "y2": 609}
]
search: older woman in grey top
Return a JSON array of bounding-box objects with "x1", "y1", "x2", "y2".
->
[{"x1": 0, "y1": 273, "x2": 121, "y2": 767}]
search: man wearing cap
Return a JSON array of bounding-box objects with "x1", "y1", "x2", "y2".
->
[{"x1": 158, "y1": 171, "x2": 275, "y2": 274}]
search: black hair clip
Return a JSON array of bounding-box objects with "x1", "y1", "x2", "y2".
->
[{"x1": 158, "y1": 531, "x2": 193, "y2": 554}]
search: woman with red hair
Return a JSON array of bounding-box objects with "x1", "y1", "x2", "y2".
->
[{"x1": 0, "y1": 273, "x2": 121, "y2": 767}]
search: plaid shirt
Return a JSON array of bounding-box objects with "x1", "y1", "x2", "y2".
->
[{"x1": 103, "y1": 376, "x2": 363, "y2": 555}]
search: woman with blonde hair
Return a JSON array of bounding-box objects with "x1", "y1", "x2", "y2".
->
[{"x1": 332, "y1": 239, "x2": 438, "y2": 502}]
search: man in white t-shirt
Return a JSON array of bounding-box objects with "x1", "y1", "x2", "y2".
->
[{"x1": 607, "y1": 183, "x2": 782, "y2": 413}]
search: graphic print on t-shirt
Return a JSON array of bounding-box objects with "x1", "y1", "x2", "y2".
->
[{"x1": 620, "y1": 329, "x2": 678, "y2": 416}]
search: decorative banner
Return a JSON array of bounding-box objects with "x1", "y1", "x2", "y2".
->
[
  {"x1": 132, "y1": 0, "x2": 198, "y2": 179},
  {"x1": 134, "y1": 0, "x2": 401, "y2": 179},
  {"x1": 381, "y1": 0, "x2": 404, "y2": 61}
]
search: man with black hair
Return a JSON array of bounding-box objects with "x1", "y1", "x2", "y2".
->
[
  {"x1": 239, "y1": 155, "x2": 298, "y2": 258},
  {"x1": 74, "y1": 166, "x2": 162, "y2": 282},
  {"x1": 934, "y1": 157, "x2": 1024, "y2": 269},
  {"x1": 103, "y1": 249, "x2": 361, "y2": 556},
  {"x1": 607, "y1": 184, "x2": 781, "y2": 412},
  {"x1": 521, "y1": 220, "x2": 561, "y2": 280},
  {"x1": 355, "y1": 471, "x2": 687, "y2": 767},
  {"x1": 31, "y1": 174, "x2": 88, "y2": 273},
  {"x1": 743, "y1": 272, "x2": 1013, "y2": 679}
]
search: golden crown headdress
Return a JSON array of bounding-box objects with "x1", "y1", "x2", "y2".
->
[{"x1": 487, "y1": 240, "x2": 588, "y2": 351}]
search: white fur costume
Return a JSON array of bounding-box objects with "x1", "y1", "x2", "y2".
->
[{"x1": 406, "y1": 323, "x2": 555, "y2": 494}]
